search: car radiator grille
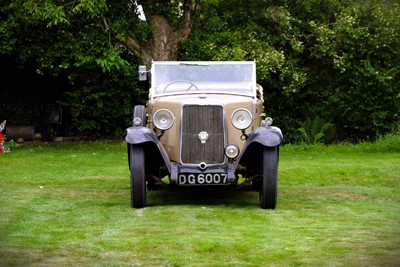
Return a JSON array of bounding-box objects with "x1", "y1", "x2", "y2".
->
[{"x1": 181, "y1": 105, "x2": 225, "y2": 164}]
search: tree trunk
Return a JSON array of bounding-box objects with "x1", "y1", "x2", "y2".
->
[
  {"x1": 145, "y1": 15, "x2": 179, "y2": 65},
  {"x1": 124, "y1": 4, "x2": 193, "y2": 66}
]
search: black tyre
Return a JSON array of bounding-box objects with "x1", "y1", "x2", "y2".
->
[
  {"x1": 259, "y1": 146, "x2": 278, "y2": 209},
  {"x1": 129, "y1": 145, "x2": 146, "y2": 208},
  {"x1": 133, "y1": 105, "x2": 146, "y2": 126}
]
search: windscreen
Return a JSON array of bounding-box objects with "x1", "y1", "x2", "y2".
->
[{"x1": 152, "y1": 62, "x2": 256, "y2": 96}]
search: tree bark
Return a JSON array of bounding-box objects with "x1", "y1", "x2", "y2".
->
[{"x1": 124, "y1": 2, "x2": 193, "y2": 66}]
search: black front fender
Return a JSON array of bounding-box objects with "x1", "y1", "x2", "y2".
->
[
  {"x1": 125, "y1": 126, "x2": 159, "y2": 144},
  {"x1": 246, "y1": 126, "x2": 283, "y2": 147},
  {"x1": 125, "y1": 126, "x2": 171, "y2": 173},
  {"x1": 236, "y1": 126, "x2": 283, "y2": 176}
]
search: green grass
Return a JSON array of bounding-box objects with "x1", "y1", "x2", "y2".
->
[{"x1": 0, "y1": 139, "x2": 399, "y2": 266}]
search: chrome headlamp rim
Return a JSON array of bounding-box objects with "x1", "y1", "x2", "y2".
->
[
  {"x1": 153, "y1": 109, "x2": 175, "y2": 130},
  {"x1": 225, "y1": 144, "x2": 239, "y2": 159},
  {"x1": 231, "y1": 108, "x2": 252, "y2": 130}
]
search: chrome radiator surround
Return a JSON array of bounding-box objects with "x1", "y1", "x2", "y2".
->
[{"x1": 181, "y1": 105, "x2": 225, "y2": 164}]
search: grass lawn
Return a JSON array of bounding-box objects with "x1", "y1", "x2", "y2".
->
[{"x1": 0, "y1": 138, "x2": 399, "y2": 266}]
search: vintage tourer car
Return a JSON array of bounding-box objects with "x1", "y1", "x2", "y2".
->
[{"x1": 126, "y1": 61, "x2": 283, "y2": 209}]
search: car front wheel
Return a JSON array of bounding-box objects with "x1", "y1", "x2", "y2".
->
[
  {"x1": 129, "y1": 144, "x2": 146, "y2": 208},
  {"x1": 259, "y1": 146, "x2": 278, "y2": 209}
]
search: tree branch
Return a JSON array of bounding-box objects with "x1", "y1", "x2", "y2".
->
[
  {"x1": 177, "y1": 1, "x2": 194, "y2": 40},
  {"x1": 124, "y1": 36, "x2": 142, "y2": 59}
]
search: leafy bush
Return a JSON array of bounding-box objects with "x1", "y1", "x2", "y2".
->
[
  {"x1": 182, "y1": 0, "x2": 400, "y2": 142},
  {"x1": 373, "y1": 134, "x2": 400, "y2": 153},
  {"x1": 297, "y1": 116, "x2": 336, "y2": 144},
  {"x1": 1, "y1": 0, "x2": 399, "y2": 141},
  {"x1": 61, "y1": 64, "x2": 146, "y2": 136}
]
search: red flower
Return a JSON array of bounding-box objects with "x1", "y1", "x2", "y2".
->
[{"x1": 0, "y1": 132, "x2": 3, "y2": 142}]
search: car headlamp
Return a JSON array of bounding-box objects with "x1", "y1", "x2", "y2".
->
[
  {"x1": 133, "y1": 117, "x2": 142, "y2": 126},
  {"x1": 153, "y1": 109, "x2": 174, "y2": 130},
  {"x1": 231, "y1": 108, "x2": 252, "y2": 130},
  {"x1": 225, "y1": 144, "x2": 239, "y2": 159}
]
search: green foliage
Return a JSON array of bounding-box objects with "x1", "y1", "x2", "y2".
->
[
  {"x1": 0, "y1": 0, "x2": 399, "y2": 141},
  {"x1": 182, "y1": 0, "x2": 400, "y2": 142},
  {"x1": 0, "y1": 134, "x2": 19, "y2": 153},
  {"x1": 7, "y1": 139, "x2": 20, "y2": 151},
  {"x1": 297, "y1": 116, "x2": 336, "y2": 144},
  {"x1": 72, "y1": 0, "x2": 108, "y2": 17},
  {"x1": 301, "y1": 1, "x2": 400, "y2": 140},
  {"x1": 0, "y1": 0, "x2": 149, "y2": 136},
  {"x1": 61, "y1": 59, "x2": 144, "y2": 136},
  {"x1": 373, "y1": 134, "x2": 400, "y2": 153},
  {"x1": 95, "y1": 47, "x2": 131, "y2": 73}
]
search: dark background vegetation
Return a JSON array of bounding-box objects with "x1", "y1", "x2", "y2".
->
[{"x1": 1, "y1": 0, "x2": 399, "y2": 142}]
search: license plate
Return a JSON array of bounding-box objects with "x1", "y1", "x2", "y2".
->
[{"x1": 178, "y1": 173, "x2": 228, "y2": 185}]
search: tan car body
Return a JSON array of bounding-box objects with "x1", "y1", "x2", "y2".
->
[
  {"x1": 126, "y1": 61, "x2": 283, "y2": 208},
  {"x1": 148, "y1": 92, "x2": 264, "y2": 163}
]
